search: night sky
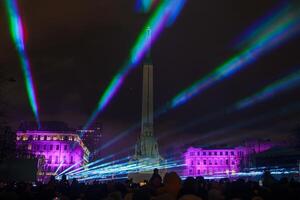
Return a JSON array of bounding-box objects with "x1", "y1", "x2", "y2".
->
[{"x1": 1, "y1": 0, "x2": 300, "y2": 155}]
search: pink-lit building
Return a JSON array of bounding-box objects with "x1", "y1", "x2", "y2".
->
[
  {"x1": 184, "y1": 142, "x2": 273, "y2": 177},
  {"x1": 16, "y1": 130, "x2": 90, "y2": 181}
]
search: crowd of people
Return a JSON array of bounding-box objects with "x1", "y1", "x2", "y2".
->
[{"x1": 0, "y1": 170, "x2": 299, "y2": 200}]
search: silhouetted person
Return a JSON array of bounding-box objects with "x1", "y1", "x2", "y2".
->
[{"x1": 149, "y1": 168, "x2": 162, "y2": 189}]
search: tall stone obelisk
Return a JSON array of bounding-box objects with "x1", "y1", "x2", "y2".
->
[{"x1": 129, "y1": 27, "x2": 164, "y2": 182}]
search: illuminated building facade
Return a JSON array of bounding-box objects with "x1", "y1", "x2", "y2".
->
[
  {"x1": 184, "y1": 142, "x2": 273, "y2": 177},
  {"x1": 16, "y1": 130, "x2": 90, "y2": 181}
]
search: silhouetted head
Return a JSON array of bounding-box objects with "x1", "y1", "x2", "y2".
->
[{"x1": 62, "y1": 174, "x2": 67, "y2": 181}]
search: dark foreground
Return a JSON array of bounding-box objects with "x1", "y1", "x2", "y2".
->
[{"x1": 0, "y1": 171, "x2": 299, "y2": 200}]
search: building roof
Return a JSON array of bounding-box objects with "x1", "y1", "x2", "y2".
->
[{"x1": 18, "y1": 121, "x2": 72, "y2": 131}]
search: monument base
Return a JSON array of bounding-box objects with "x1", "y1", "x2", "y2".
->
[
  {"x1": 127, "y1": 157, "x2": 167, "y2": 183},
  {"x1": 128, "y1": 169, "x2": 167, "y2": 183}
]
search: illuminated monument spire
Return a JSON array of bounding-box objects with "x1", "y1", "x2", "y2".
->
[
  {"x1": 129, "y1": 27, "x2": 164, "y2": 182},
  {"x1": 141, "y1": 27, "x2": 154, "y2": 139},
  {"x1": 135, "y1": 27, "x2": 161, "y2": 159}
]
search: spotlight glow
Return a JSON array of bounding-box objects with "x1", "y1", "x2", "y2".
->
[
  {"x1": 186, "y1": 103, "x2": 300, "y2": 145},
  {"x1": 57, "y1": 160, "x2": 83, "y2": 177},
  {"x1": 54, "y1": 161, "x2": 64, "y2": 174},
  {"x1": 158, "y1": 69, "x2": 300, "y2": 140},
  {"x1": 236, "y1": 69, "x2": 300, "y2": 109},
  {"x1": 69, "y1": 157, "x2": 184, "y2": 182},
  {"x1": 5, "y1": 0, "x2": 40, "y2": 127},
  {"x1": 233, "y1": 2, "x2": 290, "y2": 48},
  {"x1": 84, "y1": 0, "x2": 186, "y2": 129},
  {"x1": 135, "y1": 0, "x2": 155, "y2": 13},
  {"x1": 170, "y1": 5, "x2": 300, "y2": 108}
]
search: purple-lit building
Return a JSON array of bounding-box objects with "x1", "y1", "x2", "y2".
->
[
  {"x1": 184, "y1": 141, "x2": 273, "y2": 177},
  {"x1": 16, "y1": 130, "x2": 90, "y2": 181}
]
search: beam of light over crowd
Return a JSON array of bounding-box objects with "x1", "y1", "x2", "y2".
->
[
  {"x1": 67, "y1": 157, "x2": 183, "y2": 178},
  {"x1": 88, "y1": 147, "x2": 135, "y2": 170},
  {"x1": 158, "y1": 68, "x2": 300, "y2": 139},
  {"x1": 57, "y1": 160, "x2": 83, "y2": 177},
  {"x1": 5, "y1": 0, "x2": 40, "y2": 127},
  {"x1": 70, "y1": 158, "x2": 185, "y2": 181},
  {"x1": 235, "y1": 69, "x2": 300, "y2": 109},
  {"x1": 233, "y1": 2, "x2": 290, "y2": 49},
  {"x1": 170, "y1": 5, "x2": 300, "y2": 109},
  {"x1": 86, "y1": 2, "x2": 297, "y2": 153},
  {"x1": 64, "y1": 155, "x2": 119, "y2": 176},
  {"x1": 66, "y1": 156, "x2": 131, "y2": 177},
  {"x1": 184, "y1": 103, "x2": 300, "y2": 146},
  {"x1": 54, "y1": 161, "x2": 64, "y2": 175},
  {"x1": 91, "y1": 66, "x2": 300, "y2": 156},
  {"x1": 67, "y1": 159, "x2": 142, "y2": 179},
  {"x1": 83, "y1": 0, "x2": 186, "y2": 130},
  {"x1": 75, "y1": 161, "x2": 185, "y2": 182},
  {"x1": 62, "y1": 151, "x2": 130, "y2": 177}
]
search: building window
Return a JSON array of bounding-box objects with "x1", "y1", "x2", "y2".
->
[
  {"x1": 70, "y1": 156, "x2": 74, "y2": 164},
  {"x1": 55, "y1": 156, "x2": 59, "y2": 164},
  {"x1": 56, "y1": 145, "x2": 59, "y2": 150},
  {"x1": 209, "y1": 160, "x2": 212, "y2": 165},
  {"x1": 231, "y1": 151, "x2": 234, "y2": 156},
  {"x1": 214, "y1": 152, "x2": 217, "y2": 156},
  {"x1": 189, "y1": 169, "x2": 193, "y2": 175},
  {"x1": 47, "y1": 166, "x2": 51, "y2": 172},
  {"x1": 50, "y1": 145, "x2": 53, "y2": 150},
  {"x1": 220, "y1": 152, "x2": 223, "y2": 156},
  {"x1": 232, "y1": 161, "x2": 235, "y2": 165},
  {"x1": 28, "y1": 135, "x2": 33, "y2": 140},
  {"x1": 43, "y1": 145, "x2": 46, "y2": 150},
  {"x1": 225, "y1": 151, "x2": 228, "y2": 156},
  {"x1": 197, "y1": 160, "x2": 200, "y2": 165},
  {"x1": 48, "y1": 156, "x2": 52, "y2": 164},
  {"x1": 190, "y1": 152, "x2": 195, "y2": 156},
  {"x1": 36, "y1": 145, "x2": 39, "y2": 151},
  {"x1": 198, "y1": 170, "x2": 200, "y2": 174},
  {"x1": 208, "y1": 152, "x2": 212, "y2": 156},
  {"x1": 63, "y1": 155, "x2": 67, "y2": 163},
  {"x1": 64, "y1": 145, "x2": 67, "y2": 150},
  {"x1": 191, "y1": 161, "x2": 194, "y2": 165},
  {"x1": 197, "y1": 152, "x2": 200, "y2": 156},
  {"x1": 203, "y1": 160, "x2": 206, "y2": 165},
  {"x1": 40, "y1": 136, "x2": 44, "y2": 140},
  {"x1": 226, "y1": 159, "x2": 229, "y2": 165},
  {"x1": 203, "y1": 152, "x2": 206, "y2": 156},
  {"x1": 215, "y1": 160, "x2": 218, "y2": 165}
]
